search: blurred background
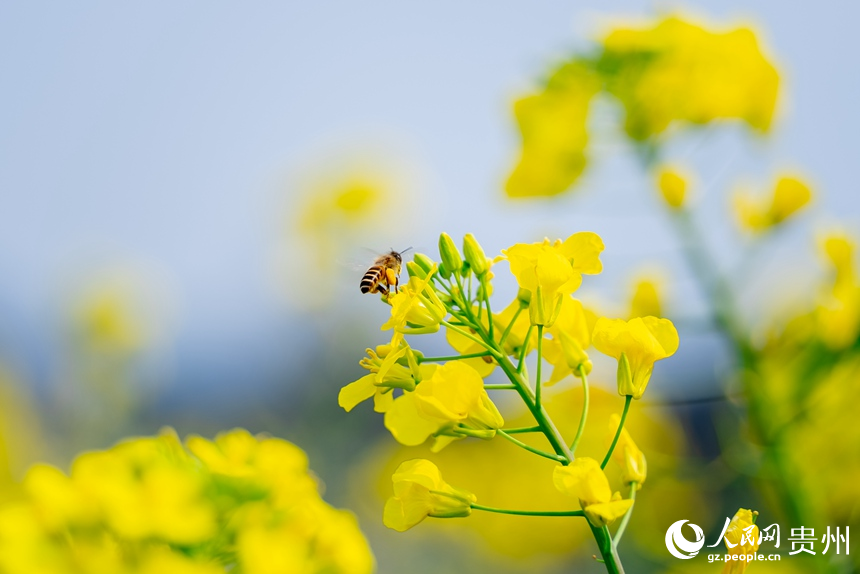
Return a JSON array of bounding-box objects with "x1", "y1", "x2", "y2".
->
[{"x1": 1, "y1": 2, "x2": 858, "y2": 573}]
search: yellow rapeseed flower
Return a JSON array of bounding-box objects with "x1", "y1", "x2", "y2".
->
[
  {"x1": 553, "y1": 458, "x2": 633, "y2": 527},
  {"x1": 506, "y1": 61, "x2": 600, "y2": 197},
  {"x1": 384, "y1": 362, "x2": 504, "y2": 451},
  {"x1": 722, "y1": 508, "x2": 760, "y2": 574},
  {"x1": 600, "y1": 16, "x2": 779, "y2": 140},
  {"x1": 606, "y1": 414, "x2": 647, "y2": 487},
  {"x1": 504, "y1": 232, "x2": 604, "y2": 326},
  {"x1": 339, "y1": 341, "x2": 434, "y2": 413},
  {"x1": 592, "y1": 316, "x2": 679, "y2": 399},
  {"x1": 381, "y1": 269, "x2": 447, "y2": 336},
  {"x1": 0, "y1": 429, "x2": 374, "y2": 574},
  {"x1": 655, "y1": 165, "x2": 689, "y2": 209},
  {"x1": 543, "y1": 297, "x2": 595, "y2": 383},
  {"x1": 492, "y1": 297, "x2": 537, "y2": 358},
  {"x1": 383, "y1": 459, "x2": 476, "y2": 532},
  {"x1": 817, "y1": 233, "x2": 860, "y2": 349},
  {"x1": 733, "y1": 176, "x2": 813, "y2": 232}
]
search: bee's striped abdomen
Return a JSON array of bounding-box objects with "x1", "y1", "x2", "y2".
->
[{"x1": 360, "y1": 266, "x2": 386, "y2": 294}]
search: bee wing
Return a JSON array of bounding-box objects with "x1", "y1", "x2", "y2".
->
[{"x1": 336, "y1": 259, "x2": 373, "y2": 272}]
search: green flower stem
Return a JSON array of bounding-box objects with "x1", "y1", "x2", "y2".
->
[
  {"x1": 601, "y1": 396, "x2": 632, "y2": 469},
  {"x1": 482, "y1": 278, "x2": 495, "y2": 341},
  {"x1": 440, "y1": 320, "x2": 499, "y2": 357},
  {"x1": 496, "y1": 429, "x2": 565, "y2": 462},
  {"x1": 612, "y1": 483, "x2": 637, "y2": 549},
  {"x1": 570, "y1": 369, "x2": 590, "y2": 454},
  {"x1": 498, "y1": 306, "x2": 523, "y2": 348},
  {"x1": 590, "y1": 523, "x2": 625, "y2": 574},
  {"x1": 418, "y1": 351, "x2": 493, "y2": 363},
  {"x1": 471, "y1": 504, "x2": 584, "y2": 517},
  {"x1": 502, "y1": 426, "x2": 542, "y2": 434},
  {"x1": 484, "y1": 384, "x2": 517, "y2": 390},
  {"x1": 670, "y1": 207, "x2": 820, "y2": 567},
  {"x1": 535, "y1": 325, "x2": 544, "y2": 410},
  {"x1": 496, "y1": 354, "x2": 573, "y2": 462},
  {"x1": 517, "y1": 325, "x2": 534, "y2": 374}
]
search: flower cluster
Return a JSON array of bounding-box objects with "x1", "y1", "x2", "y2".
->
[
  {"x1": 0, "y1": 429, "x2": 373, "y2": 574},
  {"x1": 506, "y1": 14, "x2": 780, "y2": 197},
  {"x1": 342, "y1": 232, "x2": 678, "y2": 570}
]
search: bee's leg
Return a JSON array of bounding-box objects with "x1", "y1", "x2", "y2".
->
[
  {"x1": 377, "y1": 284, "x2": 389, "y2": 296},
  {"x1": 384, "y1": 268, "x2": 399, "y2": 294}
]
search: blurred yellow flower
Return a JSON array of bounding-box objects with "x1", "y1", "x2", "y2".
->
[
  {"x1": 601, "y1": 16, "x2": 779, "y2": 140},
  {"x1": 655, "y1": 165, "x2": 689, "y2": 209},
  {"x1": 733, "y1": 176, "x2": 813, "y2": 232},
  {"x1": 817, "y1": 233, "x2": 860, "y2": 349},
  {"x1": 384, "y1": 362, "x2": 503, "y2": 451},
  {"x1": 629, "y1": 276, "x2": 663, "y2": 319},
  {"x1": 506, "y1": 61, "x2": 600, "y2": 197},
  {"x1": 606, "y1": 414, "x2": 647, "y2": 487},
  {"x1": 492, "y1": 298, "x2": 537, "y2": 357},
  {"x1": 592, "y1": 316, "x2": 679, "y2": 399},
  {"x1": 0, "y1": 429, "x2": 374, "y2": 574},
  {"x1": 722, "y1": 508, "x2": 760, "y2": 574},
  {"x1": 553, "y1": 458, "x2": 633, "y2": 527},
  {"x1": 446, "y1": 308, "x2": 496, "y2": 378},
  {"x1": 504, "y1": 232, "x2": 604, "y2": 326},
  {"x1": 383, "y1": 459, "x2": 475, "y2": 532}
]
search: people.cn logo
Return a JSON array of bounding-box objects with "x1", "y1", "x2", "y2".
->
[{"x1": 665, "y1": 519, "x2": 706, "y2": 559}]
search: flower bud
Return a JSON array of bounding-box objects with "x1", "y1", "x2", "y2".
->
[
  {"x1": 438, "y1": 233, "x2": 463, "y2": 277},
  {"x1": 463, "y1": 233, "x2": 489, "y2": 277},
  {"x1": 406, "y1": 260, "x2": 427, "y2": 280},
  {"x1": 516, "y1": 288, "x2": 532, "y2": 308},
  {"x1": 656, "y1": 166, "x2": 687, "y2": 209},
  {"x1": 616, "y1": 352, "x2": 634, "y2": 397}
]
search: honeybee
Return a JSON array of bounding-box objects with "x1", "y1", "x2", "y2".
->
[{"x1": 360, "y1": 248, "x2": 411, "y2": 296}]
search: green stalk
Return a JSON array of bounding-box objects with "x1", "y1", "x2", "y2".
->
[
  {"x1": 535, "y1": 325, "x2": 544, "y2": 410},
  {"x1": 570, "y1": 369, "x2": 590, "y2": 454},
  {"x1": 471, "y1": 504, "x2": 584, "y2": 517},
  {"x1": 497, "y1": 429, "x2": 564, "y2": 462},
  {"x1": 612, "y1": 483, "x2": 637, "y2": 549},
  {"x1": 602, "y1": 396, "x2": 632, "y2": 469}
]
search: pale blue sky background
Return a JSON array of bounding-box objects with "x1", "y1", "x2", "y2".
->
[{"x1": 1, "y1": 1, "x2": 858, "y2": 407}]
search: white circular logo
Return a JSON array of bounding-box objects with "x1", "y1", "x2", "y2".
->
[{"x1": 665, "y1": 519, "x2": 705, "y2": 559}]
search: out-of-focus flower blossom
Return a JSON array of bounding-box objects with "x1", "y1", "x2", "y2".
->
[
  {"x1": 816, "y1": 233, "x2": 860, "y2": 349},
  {"x1": 629, "y1": 276, "x2": 663, "y2": 319},
  {"x1": 0, "y1": 429, "x2": 374, "y2": 574},
  {"x1": 504, "y1": 232, "x2": 604, "y2": 326},
  {"x1": 655, "y1": 165, "x2": 689, "y2": 209},
  {"x1": 384, "y1": 362, "x2": 503, "y2": 451},
  {"x1": 606, "y1": 414, "x2": 647, "y2": 487},
  {"x1": 733, "y1": 176, "x2": 813, "y2": 232},
  {"x1": 492, "y1": 298, "x2": 537, "y2": 358},
  {"x1": 722, "y1": 509, "x2": 760, "y2": 574},
  {"x1": 445, "y1": 311, "x2": 496, "y2": 377},
  {"x1": 383, "y1": 459, "x2": 476, "y2": 532},
  {"x1": 600, "y1": 16, "x2": 779, "y2": 140},
  {"x1": 553, "y1": 458, "x2": 633, "y2": 527},
  {"x1": 592, "y1": 316, "x2": 679, "y2": 399},
  {"x1": 506, "y1": 61, "x2": 600, "y2": 197}
]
